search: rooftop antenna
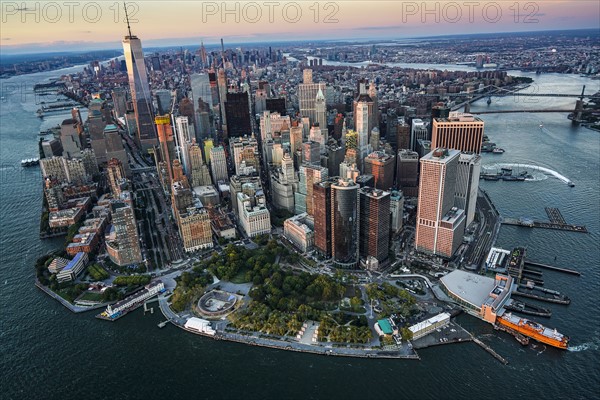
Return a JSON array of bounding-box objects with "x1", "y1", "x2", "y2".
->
[{"x1": 124, "y1": 2, "x2": 133, "y2": 37}]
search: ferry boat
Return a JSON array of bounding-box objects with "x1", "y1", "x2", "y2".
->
[{"x1": 497, "y1": 313, "x2": 569, "y2": 349}]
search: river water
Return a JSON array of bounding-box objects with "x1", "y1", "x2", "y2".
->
[{"x1": 0, "y1": 65, "x2": 598, "y2": 400}]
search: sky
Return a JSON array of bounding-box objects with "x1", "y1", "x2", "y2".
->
[{"x1": 1, "y1": 1, "x2": 599, "y2": 54}]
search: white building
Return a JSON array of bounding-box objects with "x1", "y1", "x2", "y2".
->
[
  {"x1": 56, "y1": 252, "x2": 88, "y2": 283},
  {"x1": 408, "y1": 312, "x2": 451, "y2": 340},
  {"x1": 184, "y1": 317, "x2": 216, "y2": 335},
  {"x1": 283, "y1": 213, "x2": 314, "y2": 253},
  {"x1": 237, "y1": 184, "x2": 271, "y2": 237},
  {"x1": 104, "y1": 281, "x2": 165, "y2": 318}
]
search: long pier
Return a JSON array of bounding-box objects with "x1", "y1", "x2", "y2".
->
[
  {"x1": 524, "y1": 261, "x2": 581, "y2": 276},
  {"x1": 501, "y1": 217, "x2": 588, "y2": 233},
  {"x1": 472, "y1": 337, "x2": 508, "y2": 365}
]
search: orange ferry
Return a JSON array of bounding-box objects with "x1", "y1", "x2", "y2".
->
[{"x1": 497, "y1": 313, "x2": 569, "y2": 349}]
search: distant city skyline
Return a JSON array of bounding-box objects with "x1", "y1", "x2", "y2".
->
[{"x1": 1, "y1": 1, "x2": 599, "y2": 54}]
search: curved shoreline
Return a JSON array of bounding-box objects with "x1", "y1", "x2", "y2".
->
[{"x1": 157, "y1": 295, "x2": 421, "y2": 360}]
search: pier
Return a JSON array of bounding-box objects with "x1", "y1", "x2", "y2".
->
[
  {"x1": 524, "y1": 261, "x2": 581, "y2": 276},
  {"x1": 472, "y1": 336, "x2": 508, "y2": 365},
  {"x1": 500, "y1": 206, "x2": 588, "y2": 233}
]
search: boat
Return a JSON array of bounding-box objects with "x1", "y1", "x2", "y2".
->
[
  {"x1": 568, "y1": 182, "x2": 575, "y2": 187},
  {"x1": 497, "y1": 313, "x2": 569, "y2": 349},
  {"x1": 492, "y1": 148, "x2": 505, "y2": 154},
  {"x1": 21, "y1": 158, "x2": 40, "y2": 167},
  {"x1": 505, "y1": 300, "x2": 552, "y2": 317}
]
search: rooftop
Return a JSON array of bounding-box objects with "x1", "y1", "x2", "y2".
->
[
  {"x1": 377, "y1": 318, "x2": 394, "y2": 335},
  {"x1": 440, "y1": 270, "x2": 496, "y2": 309}
]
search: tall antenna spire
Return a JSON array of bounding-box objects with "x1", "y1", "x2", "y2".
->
[{"x1": 124, "y1": 2, "x2": 133, "y2": 37}]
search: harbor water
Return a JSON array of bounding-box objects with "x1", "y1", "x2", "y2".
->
[{"x1": 0, "y1": 66, "x2": 598, "y2": 399}]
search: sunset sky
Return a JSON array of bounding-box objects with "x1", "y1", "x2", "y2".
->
[{"x1": 1, "y1": 1, "x2": 599, "y2": 54}]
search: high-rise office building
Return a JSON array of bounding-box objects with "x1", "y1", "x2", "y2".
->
[
  {"x1": 107, "y1": 196, "x2": 143, "y2": 266},
  {"x1": 431, "y1": 112, "x2": 485, "y2": 154},
  {"x1": 87, "y1": 99, "x2": 108, "y2": 165},
  {"x1": 270, "y1": 152, "x2": 297, "y2": 212},
  {"x1": 210, "y1": 146, "x2": 228, "y2": 184},
  {"x1": 155, "y1": 89, "x2": 172, "y2": 115},
  {"x1": 396, "y1": 149, "x2": 419, "y2": 197},
  {"x1": 354, "y1": 94, "x2": 373, "y2": 168},
  {"x1": 190, "y1": 73, "x2": 213, "y2": 138},
  {"x1": 175, "y1": 116, "x2": 194, "y2": 176},
  {"x1": 297, "y1": 69, "x2": 327, "y2": 125},
  {"x1": 315, "y1": 88, "x2": 327, "y2": 138},
  {"x1": 123, "y1": 26, "x2": 157, "y2": 150},
  {"x1": 302, "y1": 141, "x2": 321, "y2": 164},
  {"x1": 455, "y1": 153, "x2": 481, "y2": 227},
  {"x1": 313, "y1": 178, "x2": 335, "y2": 258},
  {"x1": 156, "y1": 115, "x2": 176, "y2": 181},
  {"x1": 363, "y1": 151, "x2": 395, "y2": 190},
  {"x1": 111, "y1": 87, "x2": 128, "y2": 119},
  {"x1": 230, "y1": 135, "x2": 258, "y2": 176},
  {"x1": 390, "y1": 190, "x2": 404, "y2": 235},
  {"x1": 224, "y1": 92, "x2": 252, "y2": 138},
  {"x1": 410, "y1": 119, "x2": 428, "y2": 150},
  {"x1": 359, "y1": 187, "x2": 390, "y2": 267},
  {"x1": 396, "y1": 120, "x2": 411, "y2": 150},
  {"x1": 331, "y1": 178, "x2": 360, "y2": 268},
  {"x1": 415, "y1": 148, "x2": 465, "y2": 258},
  {"x1": 296, "y1": 164, "x2": 328, "y2": 216},
  {"x1": 105, "y1": 124, "x2": 130, "y2": 177},
  {"x1": 60, "y1": 118, "x2": 83, "y2": 158},
  {"x1": 189, "y1": 141, "x2": 212, "y2": 187}
]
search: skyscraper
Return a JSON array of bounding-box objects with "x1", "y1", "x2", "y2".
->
[
  {"x1": 415, "y1": 148, "x2": 465, "y2": 259},
  {"x1": 410, "y1": 119, "x2": 428, "y2": 150},
  {"x1": 175, "y1": 116, "x2": 193, "y2": 176},
  {"x1": 210, "y1": 146, "x2": 228, "y2": 184},
  {"x1": 105, "y1": 124, "x2": 130, "y2": 177},
  {"x1": 190, "y1": 73, "x2": 213, "y2": 138},
  {"x1": 123, "y1": 23, "x2": 156, "y2": 150},
  {"x1": 313, "y1": 178, "x2": 335, "y2": 258},
  {"x1": 331, "y1": 178, "x2": 360, "y2": 268},
  {"x1": 431, "y1": 112, "x2": 485, "y2": 154},
  {"x1": 455, "y1": 153, "x2": 482, "y2": 227},
  {"x1": 297, "y1": 69, "x2": 327, "y2": 125},
  {"x1": 389, "y1": 190, "x2": 404, "y2": 235},
  {"x1": 363, "y1": 151, "x2": 395, "y2": 191},
  {"x1": 396, "y1": 149, "x2": 420, "y2": 197},
  {"x1": 224, "y1": 92, "x2": 252, "y2": 138},
  {"x1": 354, "y1": 94, "x2": 373, "y2": 168},
  {"x1": 178, "y1": 206, "x2": 213, "y2": 252},
  {"x1": 189, "y1": 141, "x2": 212, "y2": 187},
  {"x1": 107, "y1": 197, "x2": 143, "y2": 266},
  {"x1": 296, "y1": 164, "x2": 328, "y2": 216},
  {"x1": 359, "y1": 187, "x2": 390, "y2": 267},
  {"x1": 156, "y1": 115, "x2": 176, "y2": 181},
  {"x1": 59, "y1": 118, "x2": 83, "y2": 159}
]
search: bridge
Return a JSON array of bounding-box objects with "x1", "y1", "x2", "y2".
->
[{"x1": 416, "y1": 84, "x2": 598, "y2": 100}]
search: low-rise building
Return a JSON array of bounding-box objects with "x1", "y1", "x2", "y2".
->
[
  {"x1": 56, "y1": 252, "x2": 88, "y2": 283},
  {"x1": 408, "y1": 312, "x2": 451, "y2": 340},
  {"x1": 49, "y1": 207, "x2": 85, "y2": 228}
]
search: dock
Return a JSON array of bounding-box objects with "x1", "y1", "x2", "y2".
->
[
  {"x1": 524, "y1": 261, "x2": 581, "y2": 276},
  {"x1": 472, "y1": 336, "x2": 508, "y2": 365},
  {"x1": 501, "y1": 206, "x2": 588, "y2": 233},
  {"x1": 501, "y1": 217, "x2": 588, "y2": 233}
]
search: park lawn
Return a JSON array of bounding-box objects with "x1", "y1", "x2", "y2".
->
[
  {"x1": 230, "y1": 269, "x2": 250, "y2": 284},
  {"x1": 78, "y1": 291, "x2": 104, "y2": 302}
]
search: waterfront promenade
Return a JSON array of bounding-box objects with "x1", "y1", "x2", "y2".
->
[
  {"x1": 156, "y1": 294, "x2": 421, "y2": 360},
  {"x1": 35, "y1": 280, "x2": 110, "y2": 313}
]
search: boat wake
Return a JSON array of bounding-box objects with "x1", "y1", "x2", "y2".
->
[
  {"x1": 568, "y1": 342, "x2": 600, "y2": 352},
  {"x1": 483, "y1": 163, "x2": 573, "y2": 186}
]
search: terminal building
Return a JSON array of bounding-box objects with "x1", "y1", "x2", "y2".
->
[
  {"x1": 440, "y1": 270, "x2": 514, "y2": 323},
  {"x1": 409, "y1": 312, "x2": 451, "y2": 340}
]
